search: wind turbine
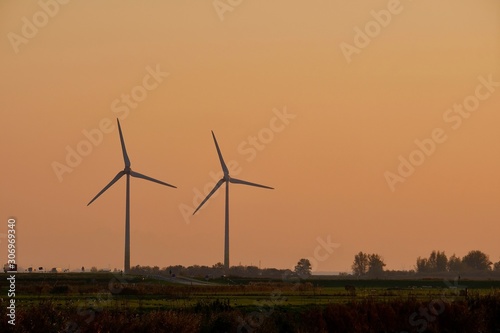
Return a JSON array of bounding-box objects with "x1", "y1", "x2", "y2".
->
[
  {"x1": 193, "y1": 131, "x2": 273, "y2": 271},
  {"x1": 87, "y1": 118, "x2": 176, "y2": 274}
]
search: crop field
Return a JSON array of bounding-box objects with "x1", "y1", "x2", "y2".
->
[{"x1": 2, "y1": 273, "x2": 500, "y2": 332}]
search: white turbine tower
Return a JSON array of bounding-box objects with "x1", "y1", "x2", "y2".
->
[
  {"x1": 193, "y1": 131, "x2": 273, "y2": 271},
  {"x1": 87, "y1": 118, "x2": 176, "y2": 274}
]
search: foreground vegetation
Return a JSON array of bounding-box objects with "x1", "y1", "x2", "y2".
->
[{"x1": 1, "y1": 273, "x2": 500, "y2": 332}]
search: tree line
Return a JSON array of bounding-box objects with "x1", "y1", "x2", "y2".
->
[
  {"x1": 125, "y1": 250, "x2": 499, "y2": 279},
  {"x1": 130, "y1": 263, "x2": 295, "y2": 279},
  {"x1": 351, "y1": 250, "x2": 500, "y2": 277}
]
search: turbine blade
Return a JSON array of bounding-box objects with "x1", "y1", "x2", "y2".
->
[
  {"x1": 117, "y1": 118, "x2": 131, "y2": 168},
  {"x1": 230, "y1": 177, "x2": 274, "y2": 190},
  {"x1": 87, "y1": 171, "x2": 125, "y2": 206},
  {"x1": 193, "y1": 178, "x2": 225, "y2": 215},
  {"x1": 211, "y1": 131, "x2": 228, "y2": 175},
  {"x1": 130, "y1": 170, "x2": 177, "y2": 188}
]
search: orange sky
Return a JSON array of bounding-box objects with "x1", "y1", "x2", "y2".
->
[{"x1": 1, "y1": 0, "x2": 499, "y2": 273}]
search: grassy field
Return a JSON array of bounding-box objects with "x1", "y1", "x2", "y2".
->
[{"x1": 2, "y1": 272, "x2": 500, "y2": 332}]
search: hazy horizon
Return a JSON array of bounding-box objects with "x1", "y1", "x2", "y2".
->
[{"x1": 1, "y1": 1, "x2": 499, "y2": 274}]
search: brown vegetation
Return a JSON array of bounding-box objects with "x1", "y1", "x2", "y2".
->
[{"x1": 2, "y1": 294, "x2": 499, "y2": 332}]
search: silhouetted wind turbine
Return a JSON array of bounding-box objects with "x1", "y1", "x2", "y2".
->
[
  {"x1": 193, "y1": 131, "x2": 273, "y2": 271},
  {"x1": 87, "y1": 119, "x2": 176, "y2": 274}
]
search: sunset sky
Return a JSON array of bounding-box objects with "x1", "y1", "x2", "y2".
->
[{"x1": 1, "y1": 0, "x2": 499, "y2": 273}]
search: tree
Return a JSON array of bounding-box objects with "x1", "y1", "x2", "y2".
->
[
  {"x1": 417, "y1": 251, "x2": 448, "y2": 273},
  {"x1": 229, "y1": 265, "x2": 246, "y2": 276},
  {"x1": 436, "y1": 251, "x2": 448, "y2": 272},
  {"x1": 462, "y1": 250, "x2": 492, "y2": 271},
  {"x1": 494, "y1": 261, "x2": 500, "y2": 272},
  {"x1": 367, "y1": 254, "x2": 386, "y2": 277},
  {"x1": 427, "y1": 251, "x2": 438, "y2": 271},
  {"x1": 447, "y1": 254, "x2": 462, "y2": 272},
  {"x1": 212, "y1": 262, "x2": 224, "y2": 269},
  {"x1": 294, "y1": 259, "x2": 312, "y2": 279},
  {"x1": 352, "y1": 252, "x2": 369, "y2": 276},
  {"x1": 245, "y1": 265, "x2": 260, "y2": 277},
  {"x1": 416, "y1": 257, "x2": 429, "y2": 273}
]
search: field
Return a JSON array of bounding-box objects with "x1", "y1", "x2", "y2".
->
[{"x1": 2, "y1": 272, "x2": 500, "y2": 332}]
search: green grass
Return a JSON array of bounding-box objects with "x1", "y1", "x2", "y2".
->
[{"x1": 3, "y1": 272, "x2": 499, "y2": 311}]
